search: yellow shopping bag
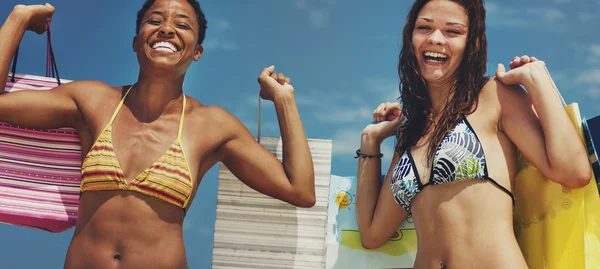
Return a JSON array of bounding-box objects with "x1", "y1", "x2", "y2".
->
[{"x1": 513, "y1": 94, "x2": 600, "y2": 268}]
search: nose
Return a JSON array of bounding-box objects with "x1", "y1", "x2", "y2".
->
[
  {"x1": 427, "y1": 29, "x2": 445, "y2": 46},
  {"x1": 158, "y1": 23, "x2": 175, "y2": 37}
]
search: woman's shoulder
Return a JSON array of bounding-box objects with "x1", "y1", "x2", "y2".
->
[
  {"x1": 184, "y1": 98, "x2": 245, "y2": 128},
  {"x1": 185, "y1": 97, "x2": 227, "y2": 117},
  {"x1": 468, "y1": 77, "x2": 526, "y2": 129},
  {"x1": 476, "y1": 77, "x2": 530, "y2": 114},
  {"x1": 184, "y1": 100, "x2": 253, "y2": 145},
  {"x1": 481, "y1": 77, "x2": 528, "y2": 102},
  {"x1": 56, "y1": 80, "x2": 121, "y2": 99},
  {"x1": 475, "y1": 77, "x2": 533, "y2": 129},
  {"x1": 59, "y1": 80, "x2": 114, "y2": 90}
]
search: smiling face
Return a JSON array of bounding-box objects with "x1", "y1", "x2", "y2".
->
[
  {"x1": 396, "y1": 0, "x2": 489, "y2": 168},
  {"x1": 411, "y1": 0, "x2": 468, "y2": 83},
  {"x1": 133, "y1": 0, "x2": 203, "y2": 75}
]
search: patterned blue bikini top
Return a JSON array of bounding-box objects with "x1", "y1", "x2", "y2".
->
[{"x1": 390, "y1": 116, "x2": 515, "y2": 215}]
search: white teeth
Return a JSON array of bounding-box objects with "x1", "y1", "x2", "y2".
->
[
  {"x1": 155, "y1": 47, "x2": 173, "y2": 52},
  {"x1": 424, "y1": 51, "x2": 448, "y2": 59},
  {"x1": 152, "y1": 41, "x2": 177, "y2": 52}
]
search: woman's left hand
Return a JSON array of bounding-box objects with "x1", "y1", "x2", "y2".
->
[
  {"x1": 258, "y1": 65, "x2": 294, "y2": 101},
  {"x1": 496, "y1": 55, "x2": 547, "y2": 86}
]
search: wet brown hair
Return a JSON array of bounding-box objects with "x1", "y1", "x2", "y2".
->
[{"x1": 395, "y1": 0, "x2": 489, "y2": 163}]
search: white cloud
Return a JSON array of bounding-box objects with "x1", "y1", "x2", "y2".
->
[
  {"x1": 531, "y1": 8, "x2": 565, "y2": 22},
  {"x1": 244, "y1": 76, "x2": 399, "y2": 127},
  {"x1": 295, "y1": 0, "x2": 308, "y2": 10},
  {"x1": 578, "y1": 12, "x2": 595, "y2": 23},
  {"x1": 203, "y1": 19, "x2": 236, "y2": 51},
  {"x1": 548, "y1": 71, "x2": 567, "y2": 84},
  {"x1": 214, "y1": 19, "x2": 232, "y2": 32},
  {"x1": 486, "y1": 3, "x2": 568, "y2": 30},
  {"x1": 576, "y1": 69, "x2": 600, "y2": 85},
  {"x1": 313, "y1": 106, "x2": 373, "y2": 123},
  {"x1": 570, "y1": 43, "x2": 600, "y2": 65},
  {"x1": 332, "y1": 128, "x2": 362, "y2": 154},
  {"x1": 331, "y1": 128, "x2": 397, "y2": 170},
  {"x1": 363, "y1": 76, "x2": 400, "y2": 101},
  {"x1": 293, "y1": 1, "x2": 330, "y2": 29},
  {"x1": 567, "y1": 42, "x2": 585, "y2": 52},
  {"x1": 240, "y1": 118, "x2": 279, "y2": 137},
  {"x1": 202, "y1": 38, "x2": 238, "y2": 51},
  {"x1": 287, "y1": 76, "x2": 400, "y2": 125},
  {"x1": 294, "y1": 94, "x2": 329, "y2": 108},
  {"x1": 586, "y1": 45, "x2": 600, "y2": 65},
  {"x1": 308, "y1": 9, "x2": 329, "y2": 29},
  {"x1": 247, "y1": 94, "x2": 267, "y2": 107},
  {"x1": 591, "y1": 45, "x2": 600, "y2": 57},
  {"x1": 221, "y1": 41, "x2": 238, "y2": 51},
  {"x1": 485, "y1": 2, "x2": 498, "y2": 12},
  {"x1": 203, "y1": 39, "x2": 219, "y2": 50},
  {"x1": 588, "y1": 87, "x2": 600, "y2": 97},
  {"x1": 557, "y1": 46, "x2": 600, "y2": 99},
  {"x1": 485, "y1": 2, "x2": 526, "y2": 27},
  {"x1": 293, "y1": 93, "x2": 374, "y2": 123}
]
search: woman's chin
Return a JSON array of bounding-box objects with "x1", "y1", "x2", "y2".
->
[{"x1": 421, "y1": 72, "x2": 446, "y2": 83}]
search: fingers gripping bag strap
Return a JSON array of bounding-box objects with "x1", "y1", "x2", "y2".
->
[
  {"x1": 9, "y1": 22, "x2": 61, "y2": 85},
  {"x1": 45, "y1": 22, "x2": 61, "y2": 85}
]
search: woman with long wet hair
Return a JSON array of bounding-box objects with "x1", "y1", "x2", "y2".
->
[{"x1": 355, "y1": 0, "x2": 590, "y2": 268}]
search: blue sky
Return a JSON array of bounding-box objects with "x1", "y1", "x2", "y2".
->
[{"x1": 1, "y1": 0, "x2": 599, "y2": 268}]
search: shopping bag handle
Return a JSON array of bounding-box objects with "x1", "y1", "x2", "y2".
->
[
  {"x1": 544, "y1": 66, "x2": 566, "y2": 108},
  {"x1": 257, "y1": 91, "x2": 262, "y2": 143},
  {"x1": 10, "y1": 22, "x2": 61, "y2": 85}
]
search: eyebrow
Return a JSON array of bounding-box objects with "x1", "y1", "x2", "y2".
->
[
  {"x1": 417, "y1": 17, "x2": 467, "y2": 27},
  {"x1": 150, "y1": 11, "x2": 192, "y2": 21}
]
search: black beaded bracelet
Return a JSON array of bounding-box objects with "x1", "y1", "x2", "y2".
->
[{"x1": 354, "y1": 149, "x2": 384, "y2": 159}]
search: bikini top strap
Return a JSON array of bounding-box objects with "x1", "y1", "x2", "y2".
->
[
  {"x1": 177, "y1": 94, "x2": 186, "y2": 140},
  {"x1": 107, "y1": 85, "x2": 134, "y2": 125}
]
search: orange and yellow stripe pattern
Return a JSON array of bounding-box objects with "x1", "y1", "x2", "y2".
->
[
  {"x1": 80, "y1": 86, "x2": 193, "y2": 210},
  {"x1": 80, "y1": 126, "x2": 193, "y2": 209}
]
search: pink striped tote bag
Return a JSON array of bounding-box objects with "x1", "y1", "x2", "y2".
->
[{"x1": 0, "y1": 24, "x2": 80, "y2": 233}]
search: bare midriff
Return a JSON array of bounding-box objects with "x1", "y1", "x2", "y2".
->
[
  {"x1": 64, "y1": 191, "x2": 189, "y2": 269},
  {"x1": 410, "y1": 181, "x2": 528, "y2": 269}
]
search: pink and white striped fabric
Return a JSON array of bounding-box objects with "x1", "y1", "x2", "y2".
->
[{"x1": 0, "y1": 73, "x2": 80, "y2": 233}]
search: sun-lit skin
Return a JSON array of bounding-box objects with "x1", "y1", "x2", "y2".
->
[
  {"x1": 412, "y1": 0, "x2": 468, "y2": 103},
  {"x1": 355, "y1": 0, "x2": 590, "y2": 268},
  {"x1": 412, "y1": 1, "x2": 467, "y2": 85},
  {"x1": 0, "y1": 1, "x2": 317, "y2": 268},
  {"x1": 133, "y1": 0, "x2": 203, "y2": 78}
]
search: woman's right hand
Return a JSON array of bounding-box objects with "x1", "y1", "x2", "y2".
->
[
  {"x1": 12, "y1": 4, "x2": 55, "y2": 34},
  {"x1": 362, "y1": 102, "x2": 404, "y2": 143}
]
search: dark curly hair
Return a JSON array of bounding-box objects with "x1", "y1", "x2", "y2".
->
[
  {"x1": 136, "y1": 0, "x2": 208, "y2": 44},
  {"x1": 395, "y1": 0, "x2": 489, "y2": 163}
]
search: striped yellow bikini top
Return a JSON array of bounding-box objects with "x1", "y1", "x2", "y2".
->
[{"x1": 80, "y1": 86, "x2": 193, "y2": 213}]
